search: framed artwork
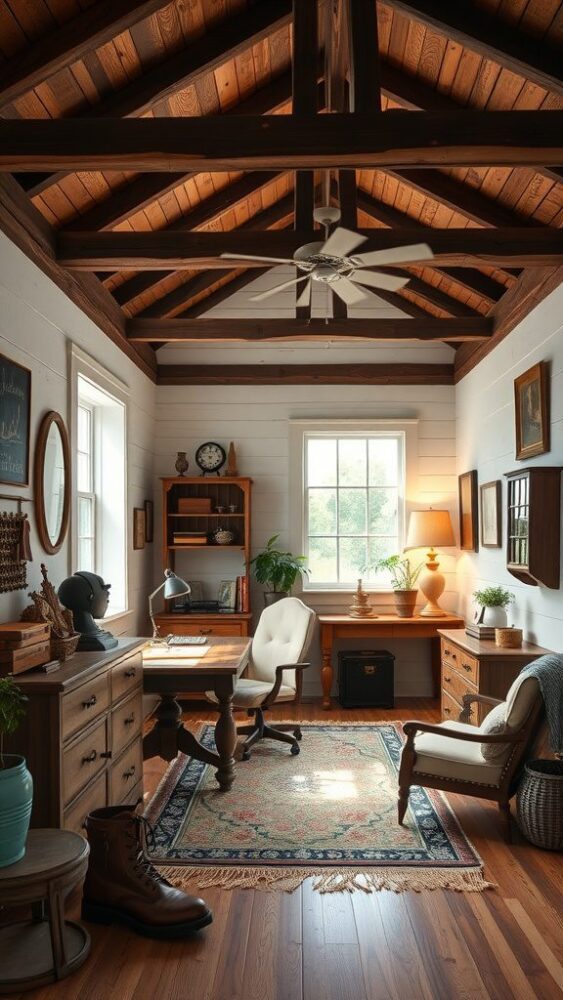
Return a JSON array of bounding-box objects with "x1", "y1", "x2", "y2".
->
[
  {"x1": 144, "y1": 499, "x2": 154, "y2": 542},
  {"x1": 217, "y1": 579, "x2": 237, "y2": 610},
  {"x1": 133, "y1": 507, "x2": 146, "y2": 550},
  {"x1": 459, "y1": 470, "x2": 478, "y2": 552},
  {"x1": 514, "y1": 361, "x2": 549, "y2": 460},
  {"x1": 480, "y1": 480, "x2": 502, "y2": 548},
  {"x1": 0, "y1": 354, "x2": 31, "y2": 486}
]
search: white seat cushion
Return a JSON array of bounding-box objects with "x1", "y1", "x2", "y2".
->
[
  {"x1": 206, "y1": 678, "x2": 297, "y2": 709},
  {"x1": 412, "y1": 721, "x2": 506, "y2": 786}
]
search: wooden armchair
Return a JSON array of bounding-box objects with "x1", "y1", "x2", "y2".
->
[{"x1": 398, "y1": 678, "x2": 544, "y2": 841}]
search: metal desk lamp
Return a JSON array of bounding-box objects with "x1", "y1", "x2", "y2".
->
[{"x1": 148, "y1": 569, "x2": 191, "y2": 642}]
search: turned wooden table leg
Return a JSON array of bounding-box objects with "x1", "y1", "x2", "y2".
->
[
  {"x1": 143, "y1": 692, "x2": 183, "y2": 762},
  {"x1": 214, "y1": 688, "x2": 237, "y2": 791},
  {"x1": 320, "y1": 625, "x2": 333, "y2": 710}
]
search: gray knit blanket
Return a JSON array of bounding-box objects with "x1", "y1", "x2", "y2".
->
[{"x1": 517, "y1": 653, "x2": 563, "y2": 755}]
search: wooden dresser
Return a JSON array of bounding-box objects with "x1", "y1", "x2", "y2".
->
[
  {"x1": 438, "y1": 629, "x2": 552, "y2": 725},
  {"x1": 6, "y1": 639, "x2": 145, "y2": 833}
]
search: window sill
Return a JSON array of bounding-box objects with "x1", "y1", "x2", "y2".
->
[{"x1": 102, "y1": 609, "x2": 133, "y2": 624}]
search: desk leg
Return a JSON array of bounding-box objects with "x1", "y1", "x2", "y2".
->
[
  {"x1": 143, "y1": 693, "x2": 184, "y2": 762},
  {"x1": 320, "y1": 625, "x2": 333, "y2": 710},
  {"x1": 430, "y1": 638, "x2": 441, "y2": 699},
  {"x1": 214, "y1": 688, "x2": 237, "y2": 792}
]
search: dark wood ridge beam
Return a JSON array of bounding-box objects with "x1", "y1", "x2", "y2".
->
[
  {"x1": 3, "y1": 112, "x2": 562, "y2": 173},
  {"x1": 156, "y1": 363, "x2": 455, "y2": 385},
  {"x1": 127, "y1": 317, "x2": 493, "y2": 342},
  {"x1": 0, "y1": 174, "x2": 156, "y2": 380},
  {"x1": 57, "y1": 227, "x2": 562, "y2": 270},
  {"x1": 292, "y1": 0, "x2": 318, "y2": 319},
  {"x1": 15, "y1": 0, "x2": 293, "y2": 197},
  {"x1": 0, "y1": 1, "x2": 169, "y2": 114},
  {"x1": 383, "y1": 0, "x2": 563, "y2": 98}
]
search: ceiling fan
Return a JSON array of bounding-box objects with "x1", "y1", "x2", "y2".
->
[{"x1": 220, "y1": 206, "x2": 434, "y2": 308}]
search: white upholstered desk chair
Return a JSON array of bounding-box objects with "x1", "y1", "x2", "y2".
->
[{"x1": 206, "y1": 597, "x2": 316, "y2": 760}]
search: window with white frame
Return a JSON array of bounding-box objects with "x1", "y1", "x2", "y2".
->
[
  {"x1": 75, "y1": 372, "x2": 127, "y2": 616},
  {"x1": 301, "y1": 430, "x2": 406, "y2": 590}
]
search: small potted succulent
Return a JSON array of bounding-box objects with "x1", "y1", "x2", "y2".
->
[
  {"x1": 250, "y1": 534, "x2": 309, "y2": 606},
  {"x1": 473, "y1": 586, "x2": 515, "y2": 628},
  {"x1": 376, "y1": 554, "x2": 424, "y2": 618},
  {"x1": 0, "y1": 676, "x2": 32, "y2": 867}
]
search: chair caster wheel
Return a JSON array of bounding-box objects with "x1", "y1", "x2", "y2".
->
[
  {"x1": 294, "y1": 729, "x2": 303, "y2": 741},
  {"x1": 242, "y1": 749, "x2": 251, "y2": 761},
  {"x1": 290, "y1": 744, "x2": 300, "y2": 755}
]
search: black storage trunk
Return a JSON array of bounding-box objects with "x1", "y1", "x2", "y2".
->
[{"x1": 338, "y1": 650, "x2": 395, "y2": 708}]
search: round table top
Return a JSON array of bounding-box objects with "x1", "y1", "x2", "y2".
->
[{"x1": 0, "y1": 830, "x2": 89, "y2": 884}]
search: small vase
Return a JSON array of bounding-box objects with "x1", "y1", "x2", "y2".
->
[
  {"x1": 175, "y1": 451, "x2": 189, "y2": 476},
  {"x1": 0, "y1": 755, "x2": 33, "y2": 868},
  {"x1": 264, "y1": 591, "x2": 288, "y2": 607}
]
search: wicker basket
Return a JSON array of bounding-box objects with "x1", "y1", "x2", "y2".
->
[
  {"x1": 516, "y1": 759, "x2": 563, "y2": 850},
  {"x1": 495, "y1": 627, "x2": 523, "y2": 648},
  {"x1": 51, "y1": 632, "x2": 80, "y2": 662}
]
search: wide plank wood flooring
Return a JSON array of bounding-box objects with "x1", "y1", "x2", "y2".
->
[{"x1": 10, "y1": 700, "x2": 563, "y2": 1000}]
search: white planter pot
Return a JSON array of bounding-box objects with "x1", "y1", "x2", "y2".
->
[{"x1": 478, "y1": 606, "x2": 508, "y2": 628}]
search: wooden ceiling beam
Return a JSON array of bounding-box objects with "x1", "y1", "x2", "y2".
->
[
  {"x1": 382, "y1": 1, "x2": 563, "y2": 98},
  {"x1": 292, "y1": 0, "x2": 318, "y2": 320},
  {"x1": 155, "y1": 363, "x2": 455, "y2": 385},
  {"x1": 3, "y1": 112, "x2": 562, "y2": 173},
  {"x1": 57, "y1": 227, "x2": 562, "y2": 270}
]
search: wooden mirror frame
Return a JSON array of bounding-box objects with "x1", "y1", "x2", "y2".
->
[{"x1": 34, "y1": 410, "x2": 71, "y2": 555}]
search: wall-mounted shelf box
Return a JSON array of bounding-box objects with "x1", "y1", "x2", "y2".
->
[{"x1": 505, "y1": 466, "x2": 562, "y2": 588}]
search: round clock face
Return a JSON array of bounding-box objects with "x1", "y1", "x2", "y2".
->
[{"x1": 195, "y1": 441, "x2": 226, "y2": 473}]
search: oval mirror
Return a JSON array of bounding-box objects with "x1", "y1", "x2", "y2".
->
[{"x1": 34, "y1": 411, "x2": 70, "y2": 554}]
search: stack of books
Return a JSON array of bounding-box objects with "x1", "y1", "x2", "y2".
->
[
  {"x1": 173, "y1": 531, "x2": 208, "y2": 546},
  {"x1": 0, "y1": 621, "x2": 51, "y2": 675},
  {"x1": 236, "y1": 575, "x2": 249, "y2": 612},
  {"x1": 465, "y1": 622, "x2": 496, "y2": 640}
]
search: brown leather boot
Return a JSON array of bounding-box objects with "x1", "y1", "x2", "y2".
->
[{"x1": 81, "y1": 804, "x2": 212, "y2": 937}]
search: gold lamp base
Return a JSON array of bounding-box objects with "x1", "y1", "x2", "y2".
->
[{"x1": 418, "y1": 547, "x2": 448, "y2": 618}]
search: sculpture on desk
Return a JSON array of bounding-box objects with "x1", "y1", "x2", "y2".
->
[
  {"x1": 348, "y1": 579, "x2": 375, "y2": 618},
  {"x1": 58, "y1": 572, "x2": 118, "y2": 651}
]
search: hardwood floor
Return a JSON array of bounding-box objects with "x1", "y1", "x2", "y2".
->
[{"x1": 10, "y1": 700, "x2": 563, "y2": 1000}]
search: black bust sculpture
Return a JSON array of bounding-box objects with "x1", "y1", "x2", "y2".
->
[{"x1": 58, "y1": 571, "x2": 118, "y2": 651}]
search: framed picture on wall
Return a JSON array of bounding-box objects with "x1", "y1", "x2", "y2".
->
[
  {"x1": 0, "y1": 354, "x2": 31, "y2": 486},
  {"x1": 133, "y1": 507, "x2": 146, "y2": 550},
  {"x1": 480, "y1": 480, "x2": 501, "y2": 548},
  {"x1": 514, "y1": 361, "x2": 549, "y2": 460},
  {"x1": 144, "y1": 499, "x2": 154, "y2": 542},
  {"x1": 217, "y1": 580, "x2": 237, "y2": 610},
  {"x1": 459, "y1": 470, "x2": 478, "y2": 552}
]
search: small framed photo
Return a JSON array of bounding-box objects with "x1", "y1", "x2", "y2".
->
[
  {"x1": 144, "y1": 499, "x2": 154, "y2": 542},
  {"x1": 217, "y1": 579, "x2": 236, "y2": 610},
  {"x1": 459, "y1": 470, "x2": 478, "y2": 552},
  {"x1": 480, "y1": 480, "x2": 501, "y2": 548},
  {"x1": 514, "y1": 361, "x2": 549, "y2": 460},
  {"x1": 0, "y1": 354, "x2": 31, "y2": 486},
  {"x1": 133, "y1": 507, "x2": 146, "y2": 550}
]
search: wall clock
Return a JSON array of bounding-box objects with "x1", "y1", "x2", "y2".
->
[{"x1": 195, "y1": 441, "x2": 226, "y2": 476}]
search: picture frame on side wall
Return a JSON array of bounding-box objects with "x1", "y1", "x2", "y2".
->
[
  {"x1": 514, "y1": 361, "x2": 550, "y2": 461},
  {"x1": 459, "y1": 470, "x2": 478, "y2": 552},
  {"x1": 0, "y1": 354, "x2": 31, "y2": 487},
  {"x1": 480, "y1": 480, "x2": 502, "y2": 548},
  {"x1": 133, "y1": 507, "x2": 146, "y2": 550}
]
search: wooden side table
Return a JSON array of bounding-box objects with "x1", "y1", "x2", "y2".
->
[{"x1": 0, "y1": 829, "x2": 90, "y2": 994}]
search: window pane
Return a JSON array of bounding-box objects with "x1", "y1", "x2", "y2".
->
[
  {"x1": 368, "y1": 438, "x2": 399, "y2": 486},
  {"x1": 338, "y1": 488, "x2": 367, "y2": 535},
  {"x1": 368, "y1": 488, "x2": 398, "y2": 535},
  {"x1": 308, "y1": 488, "x2": 337, "y2": 535},
  {"x1": 78, "y1": 406, "x2": 91, "y2": 453},
  {"x1": 77, "y1": 452, "x2": 91, "y2": 493},
  {"x1": 307, "y1": 439, "x2": 336, "y2": 486},
  {"x1": 338, "y1": 439, "x2": 366, "y2": 486},
  {"x1": 78, "y1": 537, "x2": 94, "y2": 572},
  {"x1": 308, "y1": 537, "x2": 337, "y2": 583},
  {"x1": 78, "y1": 496, "x2": 93, "y2": 536},
  {"x1": 367, "y1": 537, "x2": 399, "y2": 578},
  {"x1": 339, "y1": 537, "x2": 368, "y2": 582}
]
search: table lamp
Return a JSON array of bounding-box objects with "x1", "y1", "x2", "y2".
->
[
  {"x1": 405, "y1": 509, "x2": 455, "y2": 617},
  {"x1": 148, "y1": 569, "x2": 191, "y2": 642}
]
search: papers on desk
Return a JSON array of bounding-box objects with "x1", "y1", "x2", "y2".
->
[{"x1": 143, "y1": 644, "x2": 210, "y2": 667}]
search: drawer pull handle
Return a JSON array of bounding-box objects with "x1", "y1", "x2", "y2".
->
[
  {"x1": 445, "y1": 648, "x2": 456, "y2": 659},
  {"x1": 199, "y1": 628, "x2": 212, "y2": 635},
  {"x1": 124, "y1": 714, "x2": 135, "y2": 726},
  {"x1": 82, "y1": 750, "x2": 98, "y2": 764},
  {"x1": 100, "y1": 751, "x2": 112, "y2": 759},
  {"x1": 82, "y1": 695, "x2": 97, "y2": 709},
  {"x1": 124, "y1": 669, "x2": 136, "y2": 678},
  {"x1": 444, "y1": 675, "x2": 451, "y2": 684},
  {"x1": 443, "y1": 707, "x2": 451, "y2": 715},
  {"x1": 123, "y1": 765, "x2": 136, "y2": 781},
  {"x1": 462, "y1": 662, "x2": 473, "y2": 673}
]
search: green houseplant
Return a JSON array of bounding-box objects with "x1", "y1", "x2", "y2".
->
[
  {"x1": 0, "y1": 676, "x2": 33, "y2": 868},
  {"x1": 473, "y1": 586, "x2": 515, "y2": 627},
  {"x1": 250, "y1": 534, "x2": 309, "y2": 606},
  {"x1": 376, "y1": 554, "x2": 424, "y2": 618}
]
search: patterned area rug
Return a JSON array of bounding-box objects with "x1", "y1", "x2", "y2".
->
[{"x1": 145, "y1": 723, "x2": 493, "y2": 894}]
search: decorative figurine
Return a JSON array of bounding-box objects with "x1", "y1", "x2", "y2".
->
[
  {"x1": 175, "y1": 451, "x2": 189, "y2": 476},
  {"x1": 58, "y1": 572, "x2": 118, "y2": 651},
  {"x1": 348, "y1": 578, "x2": 375, "y2": 618},
  {"x1": 225, "y1": 442, "x2": 238, "y2": 477}
]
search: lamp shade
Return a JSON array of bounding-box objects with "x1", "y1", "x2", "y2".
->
[
  {"x1": 162, "y1": 570, "x2": 191, "y2": 599},
  {"x1": 406, "y1": 509, "x2": 455, "y2": 549}
]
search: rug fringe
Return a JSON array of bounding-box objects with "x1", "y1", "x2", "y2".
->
[{"x1": 157, "y1": 864, "x2": 495, "y2": 895}]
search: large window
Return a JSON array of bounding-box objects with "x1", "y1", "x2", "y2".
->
[{"x1": 302, "y1": 432, "x2": 406, "y2": 589}]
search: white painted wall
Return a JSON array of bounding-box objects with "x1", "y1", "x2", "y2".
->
[
  {"x1": 0, "y1": 233, "x2": 156, "y2": 638},
  {"x1": 456, "y1": 284, "x2": 563, "y2": 653}
]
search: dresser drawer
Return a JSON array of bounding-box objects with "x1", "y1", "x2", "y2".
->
[
  {"x1": 442, "y1": 663, "x2": 477, "y2": 708},
  {"x1": 110, "y1": 739, "x2": 143, "y2": 804},
  {"x1": 441, "y1": 689, "x2": 463, "y2": 723},
  {"x1": 62, "y1": 671, "x2": 110, "y2": 742},
  {"x1": 163, "y1": 619, "x2": 246, "y2": 637},
  {"x1": 64, "y1": 716, "x2": 108, "y2": 806},
  {"x1": 64, "y1": 771, "x2": 107, "y2": 834},
  {"x1": 440, "y1": 640, "x2": 479, "y2": 684},
  {"x1": 111, "y1": 652, "x2": 142, "y2": 703},
  {"x1": 111, "y1": 689, "x2": 143, "y2": 759}
]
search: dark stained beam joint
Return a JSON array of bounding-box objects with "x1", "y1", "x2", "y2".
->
[
  {"x1": 127, "y1": 317, "x2": 493, "y2": 342},
  {"x1": 156, "y1": 363, "x2": 455, "y2": 385}
]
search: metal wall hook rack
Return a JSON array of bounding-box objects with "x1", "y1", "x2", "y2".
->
[{"x1": 0, "y1": 493, "x2": 33, "y2": 511}]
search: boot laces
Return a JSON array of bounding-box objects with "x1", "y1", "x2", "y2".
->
[{"x1": 126, "y1": 815, "x2": 172, "y2": 888}]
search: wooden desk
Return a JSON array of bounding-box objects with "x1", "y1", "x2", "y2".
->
[
  {"x1": 318, "y1": 614, "x2": 465, "y2": 709},
  {"x1": 142, "y1": 637, "x2": 251, "y2": 792}
]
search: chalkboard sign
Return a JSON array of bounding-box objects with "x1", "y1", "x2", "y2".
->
[{"x1": 0, "y1": 354, "x2": 31, "y2": 486}]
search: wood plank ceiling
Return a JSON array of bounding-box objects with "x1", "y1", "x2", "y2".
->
[{"x1": 0, "y1": 0, "x2": 561, "y2": 384}]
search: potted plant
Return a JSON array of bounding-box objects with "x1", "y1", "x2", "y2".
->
[
  {"x1": 376, "y1": 554, "x2": 424, "y2": 618},
  {"x1": 250, "y1": 534, "x2": 309, "y2": 606},
  {"x1": 0, "y1": 676, "x2": 32, "y2": 868},
  {"x1": 473, "y1": 586, "x2": 515, "y2": 628}
]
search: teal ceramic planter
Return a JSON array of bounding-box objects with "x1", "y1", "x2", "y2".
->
[{"x1": 0, "y1": 755, "x2": 33, "y2": 867}]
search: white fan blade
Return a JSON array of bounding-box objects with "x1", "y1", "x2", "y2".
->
[
  {"x1": 332, "y1": 275, "x2": 369, "y2": 306},
  {"x1": 250, "y1": 275, "x2": 308, "y2": 303},
  {"x1": 353, "y1": 243, "x2": 434, "y2": 267},
  {"x1": 220, "y1": 252, "x2": 296, "y2": 265},
  {"x1": 349, "y1": 270, "x2": 409, "y2": 292},
  {"x1": 320, "y1": 226, "x2": 367, "y2": 258},
  {"x1": 296, "y1": 279, "x2": 311, "y2": 308}
]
